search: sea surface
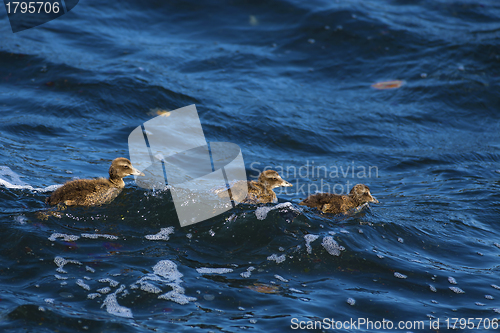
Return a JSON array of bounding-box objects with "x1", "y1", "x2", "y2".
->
[{"x1": 1, "y1": 0, "x2": 500, "y2": 332}]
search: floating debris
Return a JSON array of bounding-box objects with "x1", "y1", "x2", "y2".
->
[
  {"x1": 246, "y1": 283, "x2": 280, "y2": 294},
  {"x1": 347, "y1": 298, "x2": 356, "y2": 306},
  {"x1": 448, "y1": 277, "x2": 457, "y2": 285},
  {"x1": 371, "y1": 80, "x2": 405, "y2": 90},
  {"x1": 394, "y1": 272, "x2": 407, "y2": 279},
  {"x1": 147, "y1": 108, "x2": 171, "y2": 117},
  {"x1": 429, "y1": 285, "x2": 437, "y2": 292}
]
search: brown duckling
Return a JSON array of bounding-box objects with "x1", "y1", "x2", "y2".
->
[
  {"x1": 300, "y1": 184, "x2": 378, "y2": 214},
  {"x1": 219, "y1": 170, "x2": 292, "y2": 204},
  {"x1": 47, "y1": 157, "x2": 144, "y2": 206}
]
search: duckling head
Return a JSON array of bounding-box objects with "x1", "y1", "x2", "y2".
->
[
  {"x1": 349, "y1": 184, "x2": 378, "y2": 204},
  {"x1": 109, "y1": 157, "x2": 145, "y2": 180},
  {"x1": 258, "y1": 170, "x2": 293, "y2": 189}
]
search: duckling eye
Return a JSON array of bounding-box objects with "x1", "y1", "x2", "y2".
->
[{"x1": 124, "y1": 165, "x2": 130, "y2": 169}]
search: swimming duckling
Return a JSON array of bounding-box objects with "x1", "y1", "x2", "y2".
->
[
  {"x1": 47, "y1": 157, "x2": 144, "y2": 206},
  {"x1": 219, "y1": 170, "x2": 292, "y2": 204},
  {"x1": 300, "y1": 184, "x2": 378, "y2": 214}
]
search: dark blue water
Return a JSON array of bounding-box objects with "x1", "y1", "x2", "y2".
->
[{"x1": 1, "y1": 0, "x2": 500, "y2": 332}]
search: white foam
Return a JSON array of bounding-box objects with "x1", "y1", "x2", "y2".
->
[
  {"x1": 54, "y1": 274, "x2": 68, "y2": 280},
  {"x1": 429, "y1": 285, "x2": 437, "y2": 292},
  {"x1": 304, "y1": 234, "x2": 319, "y2": 254},
  {"x1": 267, "y1": 254, "x2": 286, "y2": 264},
  {"x1": 197, "y1": 267, "x2": 233, "y2": 274},
  {"x1": 321, "y1": 236, "x2": 344, "y2": 256},
  {"x1": 449, "y1": 286, "x2": 465, "y2": 294},
  {"x1": 0, "y1": 166, "x2": 61, "y2": 192},
  {"x1": 289, "y1": 288, "x2": 304, "y2": 294},
  {"x1": 48, "y1": 233, "x2": 80, "y2": 242},
  {"x1": 255, "y1": 202, "x2": 299, "y2": 220},
  {"x1": 485, "y1": 295, "x2": 494, "y2": 300},
  {"x1": 347, "y1": 298, "x2": 356, "y2": 306},
  {"x1": 240, "y1": 267, "x2": 255, "y2": 278},
  {"x1": 44, "y1": 298, "x2": 54, "y2": 304},
  {"x1": 101, "y1": 293, "x2": 133, "y2": 318},
  {"x1": 99, "y1": 278, "x2": 119, "y2": 288},
  {"x1": 140, "y1": 282, "x2": 162, "y2": 294},
  {"x1": 491, "y1": 284, "x2": 500, "y2": 290},
  {"x1": 76, "y1": 279, "x2": 91, "y2": 291},
  {"x1": 54, "y1": 256, "x2": 82, "y2": 273},
  {"x1": 145, "y1": 227, "x2": 175, "y2": 241},
  {"x1": 274, "y1": 274, "x2": 288, "y2": 282},
  {"x1": 394, "y1": 272, "x2": 407, "y2": 279},
  {"x1": 87, "y1": 293, "x2": 101, "y2": 299},
  {"x1": 14, "y1": 215, "x2": 28, "y2": 224},
  {"x1": 81, "y1": 233, "x2": 119, "y2": 240},
  {"x1": 158, "y1": 283, "x2": 196, "y2": 305},
  {"x1": 97, "y1": 287, "x2": 111, "y2": 294},
  {"x1": 133, "y1": 260, "x2": 196, "y2": 305},
  {"x1": 448, "y1": 276, "x2": 457, "y2": 284},
  {"x1": 86, "y1": 266, "x2": 95, "y2": 273}
]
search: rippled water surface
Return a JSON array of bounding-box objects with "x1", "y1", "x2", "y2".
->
[{"x1": 1, "y1": 0, "x2": 500, "y2": 332}]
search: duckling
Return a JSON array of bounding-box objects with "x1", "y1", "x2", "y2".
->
[
  {"x1": 47, "y1": 157, "x2": 144, "y2": 206},
  {"x1": 219, "y1": 170, "x2": 292, "y2": 204},
  {"x1": 300, "y1": 184, "x2": 378, "y2": 214}
]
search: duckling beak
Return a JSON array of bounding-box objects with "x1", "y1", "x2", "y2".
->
[
  {"x1": 370, "y1": 196, "x2": 379, "y2": 204},
  {"x1": 280, "y1": 179, "x2": 293, "y2": 187},
  {"x1": 131, "y1": 167, "x2": 145, "y2": 176}
]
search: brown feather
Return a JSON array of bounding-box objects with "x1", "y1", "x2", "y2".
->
[
  {"x1": 300, "y1": 184, "x2": 378, "y2": 214},
  {"x1": 47, "y1": 157, "x2": 144, "y2": 206}
]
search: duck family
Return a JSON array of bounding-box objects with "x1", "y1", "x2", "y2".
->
[{"x1": 46, "y1": 158, "x2": 378, "y2": 215}]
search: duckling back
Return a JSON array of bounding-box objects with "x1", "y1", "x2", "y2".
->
[{"x1": 47, "y1": 178, "x2": 121, "y2": 206}]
